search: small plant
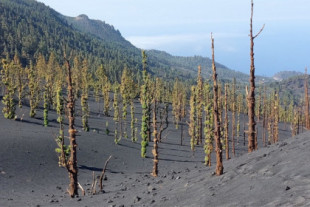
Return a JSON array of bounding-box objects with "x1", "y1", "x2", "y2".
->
[
  {"x1": 55, "y1": 135, "x2": 70, "y2": 167},
  {"x1": 105, "y1": 121, "x2": 110, "y2": 135}
]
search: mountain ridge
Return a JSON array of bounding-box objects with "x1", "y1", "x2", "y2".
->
[{"x1": 1, "y1": 0, "x2": 268, "y2": 84}]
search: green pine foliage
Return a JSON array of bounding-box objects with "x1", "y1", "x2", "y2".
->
[
  {"x1": 204, "y1": 83, "x2": 213, "y2": 166},
  {"x1": 140, "y1": 50, "x2": 151, "y2": 158},
  {"x1": 27, "y1": 62, "x2": 40, "y2": 118},
  {"x1": 55, "y1": 83, "x2": 70, "y2": 167},
  {"x1": 43, "y1": 90, "x2": 49, "y2": 127},
  {"x1": 189, "y1": 85, "x2": 197, "y2": 152},
  {"x1": 113, "y1": 85, "x2": 121, "y2": 144},
  {"x1": 1, "y1": 59, "x2": 17, "y2": 119},
  {"x1": 81, "y1": 59, "x2": 90, "y2": 132}
]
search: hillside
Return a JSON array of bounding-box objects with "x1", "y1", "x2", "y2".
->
[
  {"x1": 63, "y1": 11, "x2": 251, "y2": 82},
  {"x1": 0, "y1": 0, "x2": 255, "y2": 84},
  {"x1": 273, "y1": 71, "x2": 303, "y2": 81},
  {"x1": 268, "y1": 74, "x2": 309, "y2": 103}
]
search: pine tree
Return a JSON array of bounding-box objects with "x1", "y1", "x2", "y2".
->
[
  {"x1": 120, "y1": 67, "x2": 137, "y2": 139},
  {"x1": 224, "y1": 84, "x2": 229, "y2": 160},
  {"x1": 305, "y1": 67, "x2": 310, "y2": 129},
  {"x1": 236, "y1": 92, "x2": 243, "y2": 143},
  {"x1": 231, "y1": 78, "x2": 236, "y2": 156},
  {"x1": 211, "y1": 34, "x2": 223, "y2": 175},
  {"x1": 140, "y1": 50, "x2": 151, "y2": 157},
  {"x1": 189, "y1": 85, "x2": 197, "y2": 152},
  {"x1": 151, "y1": 79, "x2": 159, "y2": 177},
  {"x1": 172, "y1": 78, "x2": 182, "y2": 129},
  {"x1": 196, "y1": 66, "x2": 204, "y2": 145},
  {"x1": 95, "y1": 64, "x2": 111, "y2": 116},
  {"x1": 14, "y1": 54, "x2": 26, "y2": 108},
  {"x1": 72, "y1": 56, "x2": 82, "y2": 99},
  {"x1": 273, "y1": 91, "x2": 279, "y2": 143},
  {"x1": 204, "y1": 82, "x2": 213, "y2": 166},
  {"x1": 43, "y1": 90, "x2": 49, "y2": 126},
  {"x1": 27, "y1": 62, "x2": 40, "y2": 118},
  {"x1": 81, "y1": 59, "x2": 90, "y2": 132},
  {"x1": 55, "y1": 82, "x2": 70, "y2": 167},
  {"x1": 113, "y1": 85, "x2": 121, "y2": 144},
  {"x1": 130, "y1": 100, "x2": 138, "y2": 142},
  {"x1": 1, "y1": 58, "x2": 17, "y2": 119}
]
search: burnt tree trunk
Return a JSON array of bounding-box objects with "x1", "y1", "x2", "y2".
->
[
  {"x1": 231, "y1": 78, "x2": 236, "y2": 156},
  {"x1": 152, "y1": 97, "x2": 158, "y2": 177},
  {"x1": 65, "y1": 58, "x2": 78, "y2": 198},
  {"x1": 224, "y1": 84, "x2": 229, "y2": 160},
  {"x1": 211, "y1": 33, "x2": 223, "y2": 176},
  {"x1": 305, "y1": 67, "x2": 310, "y2": 129},
  {"x1": 248, "y1": 0, "x2": 264, "y2": 152}
]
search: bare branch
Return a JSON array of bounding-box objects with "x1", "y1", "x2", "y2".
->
[
  {"x1": 91, "y1": 171, "x2": 96, "y2": 195},
  {"x1": 99, "y1": 155, "x2": 112, "y2": 192},
  {"x1": 253, "y1": 24, "x2": 265, "y2": 39},
  {"x1": 78, "y1": 182, "x2": 85, "y2": 196}
]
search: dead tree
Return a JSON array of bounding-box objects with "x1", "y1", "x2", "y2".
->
[
  {"x1": 151, "y1": 81, "x2": 159, "y2": 177},
  {"x1": 305, "y1": 67, "x2": 310, "y2": 129},
  {"x1": 64, "y1": 57, "x2": 79, "y2": 198},
  {"x1": 99, "y1": 155, "x2": 112, "y2": 191},
  {"x1": 231, "y1": 78, "x2": 236, "y2": 156},
  {"x1": 224, "y1": 84, "x2": 229, "y2": 160},
  {"x1": 248, "y1": 0, "x2": 265, "y2": 152},
  {"x1": 211, "y1": 33, "x2": 223, "y2": 176}
]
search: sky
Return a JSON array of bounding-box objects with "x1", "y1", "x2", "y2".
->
[{"x1": 38, "y1": 0, "x2": 310, "y2": 76}]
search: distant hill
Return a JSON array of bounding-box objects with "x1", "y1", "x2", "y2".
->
[
  {"x1": 273, "y1": 71, "x2": 303, "y2": 81},
  {"x1": 64, "y1": 14, "x2": 133, "y2": 48},
  {"x1": 268, "y1": 74, "x2": 309, "y2": 103},
  {"x1": 63, "y1": 12, "x2": 252, "y2": 83},
  {"x1": 0, "y1": 0, "x2": 266, "y2": 84}
]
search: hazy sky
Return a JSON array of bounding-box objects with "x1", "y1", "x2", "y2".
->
[{"x1": 38, "y1": 0, "x2": 310, "y2": 76}]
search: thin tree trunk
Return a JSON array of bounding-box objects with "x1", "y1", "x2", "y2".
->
[
  {"x1": 211, "y1": 33, "x2": 223, "y2": 176},
  {"x1": 248, "y1": 0, "x2": 264, "y2": 152},
  {"x1": 152, "y1": 97, "x2": 158, "y2": 177},
  {"x1": 224, "y1": 84, "x2": 229, "y2": 160},
  {"x1": 99, "y1": 155, "x2": 112, "y2": 191},
  {"x1": 231, "y1": 79, "x2": 236, "y2": 156},
  {"x1": 180, "y1": 122, "x2": 184, "y2": 146},
  {"x1": 305, "y1": 67, "x2": 310, "y2": 129},
  {"x1": 243, "y1": 113, "x2": 246, "y2": 146},
  {"x1": 65, "y1": 58, "x2": 78, "y2": 198}
]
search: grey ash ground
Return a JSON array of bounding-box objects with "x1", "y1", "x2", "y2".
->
[{"x1": 0, "y1": 96, "x2": 309, "y2": 206}]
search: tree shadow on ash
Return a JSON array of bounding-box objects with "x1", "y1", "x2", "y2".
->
[
  {"x1": 16, "y1": 119, "x2": 58, "y2": 128},
  {"x1": 145, "y1": 156, "x2": 201, "y2": 163},
  {"x1": 117, "y1": 142, "x2": 141, "y2": 151},
  {"x1": 158, "y1": 157, "x2": 203, "y2": 163},
  {"x1": 79, "y1": 165, "x2": 102, "y2": 172},
  {"x1": 79, "y1": 165, "x2": 125, "y2": 174}
]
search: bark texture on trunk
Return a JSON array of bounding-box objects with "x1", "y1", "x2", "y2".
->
[
  {"x1": 305, "y1": 67, "x2": 310, "y2": 129},
  {"x1": 248, "y1": 0, "x2": 264, "y2": 152},
  {"x1": 211, "y1": 34, "x2": 223, "y2": 176},
  {"x1": 152, "y1": 98, "x2": 158, "y2": 177},
  {"x1": 65, "y1": 58, "x2": 78, "y2": 198},
  {"x1": 224, "y1": 84, "x2": 229, "y2": 160}
]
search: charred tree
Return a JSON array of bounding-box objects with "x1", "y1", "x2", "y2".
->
[
  {"x1": 305, "y1": 67, "x2": 310, "y2": 129},
  {"x1": 231, "y1": 78, "x2": 236, "y2": 156},
  {"x1": 224, "y1": 84, "x2": 229, "y2": 160},
  {"x1": 151, "y1": 81, "x2": 159, "y2": 177},
  {"x1": 248, "y1": 0, "x2": 264, "y2": 152},
  {"x1": 211, "y1": 33, "x2": 223, "y2": 176},
  {"x1": 64, "y1": 57, "x2": 79, "y2": 198}
]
